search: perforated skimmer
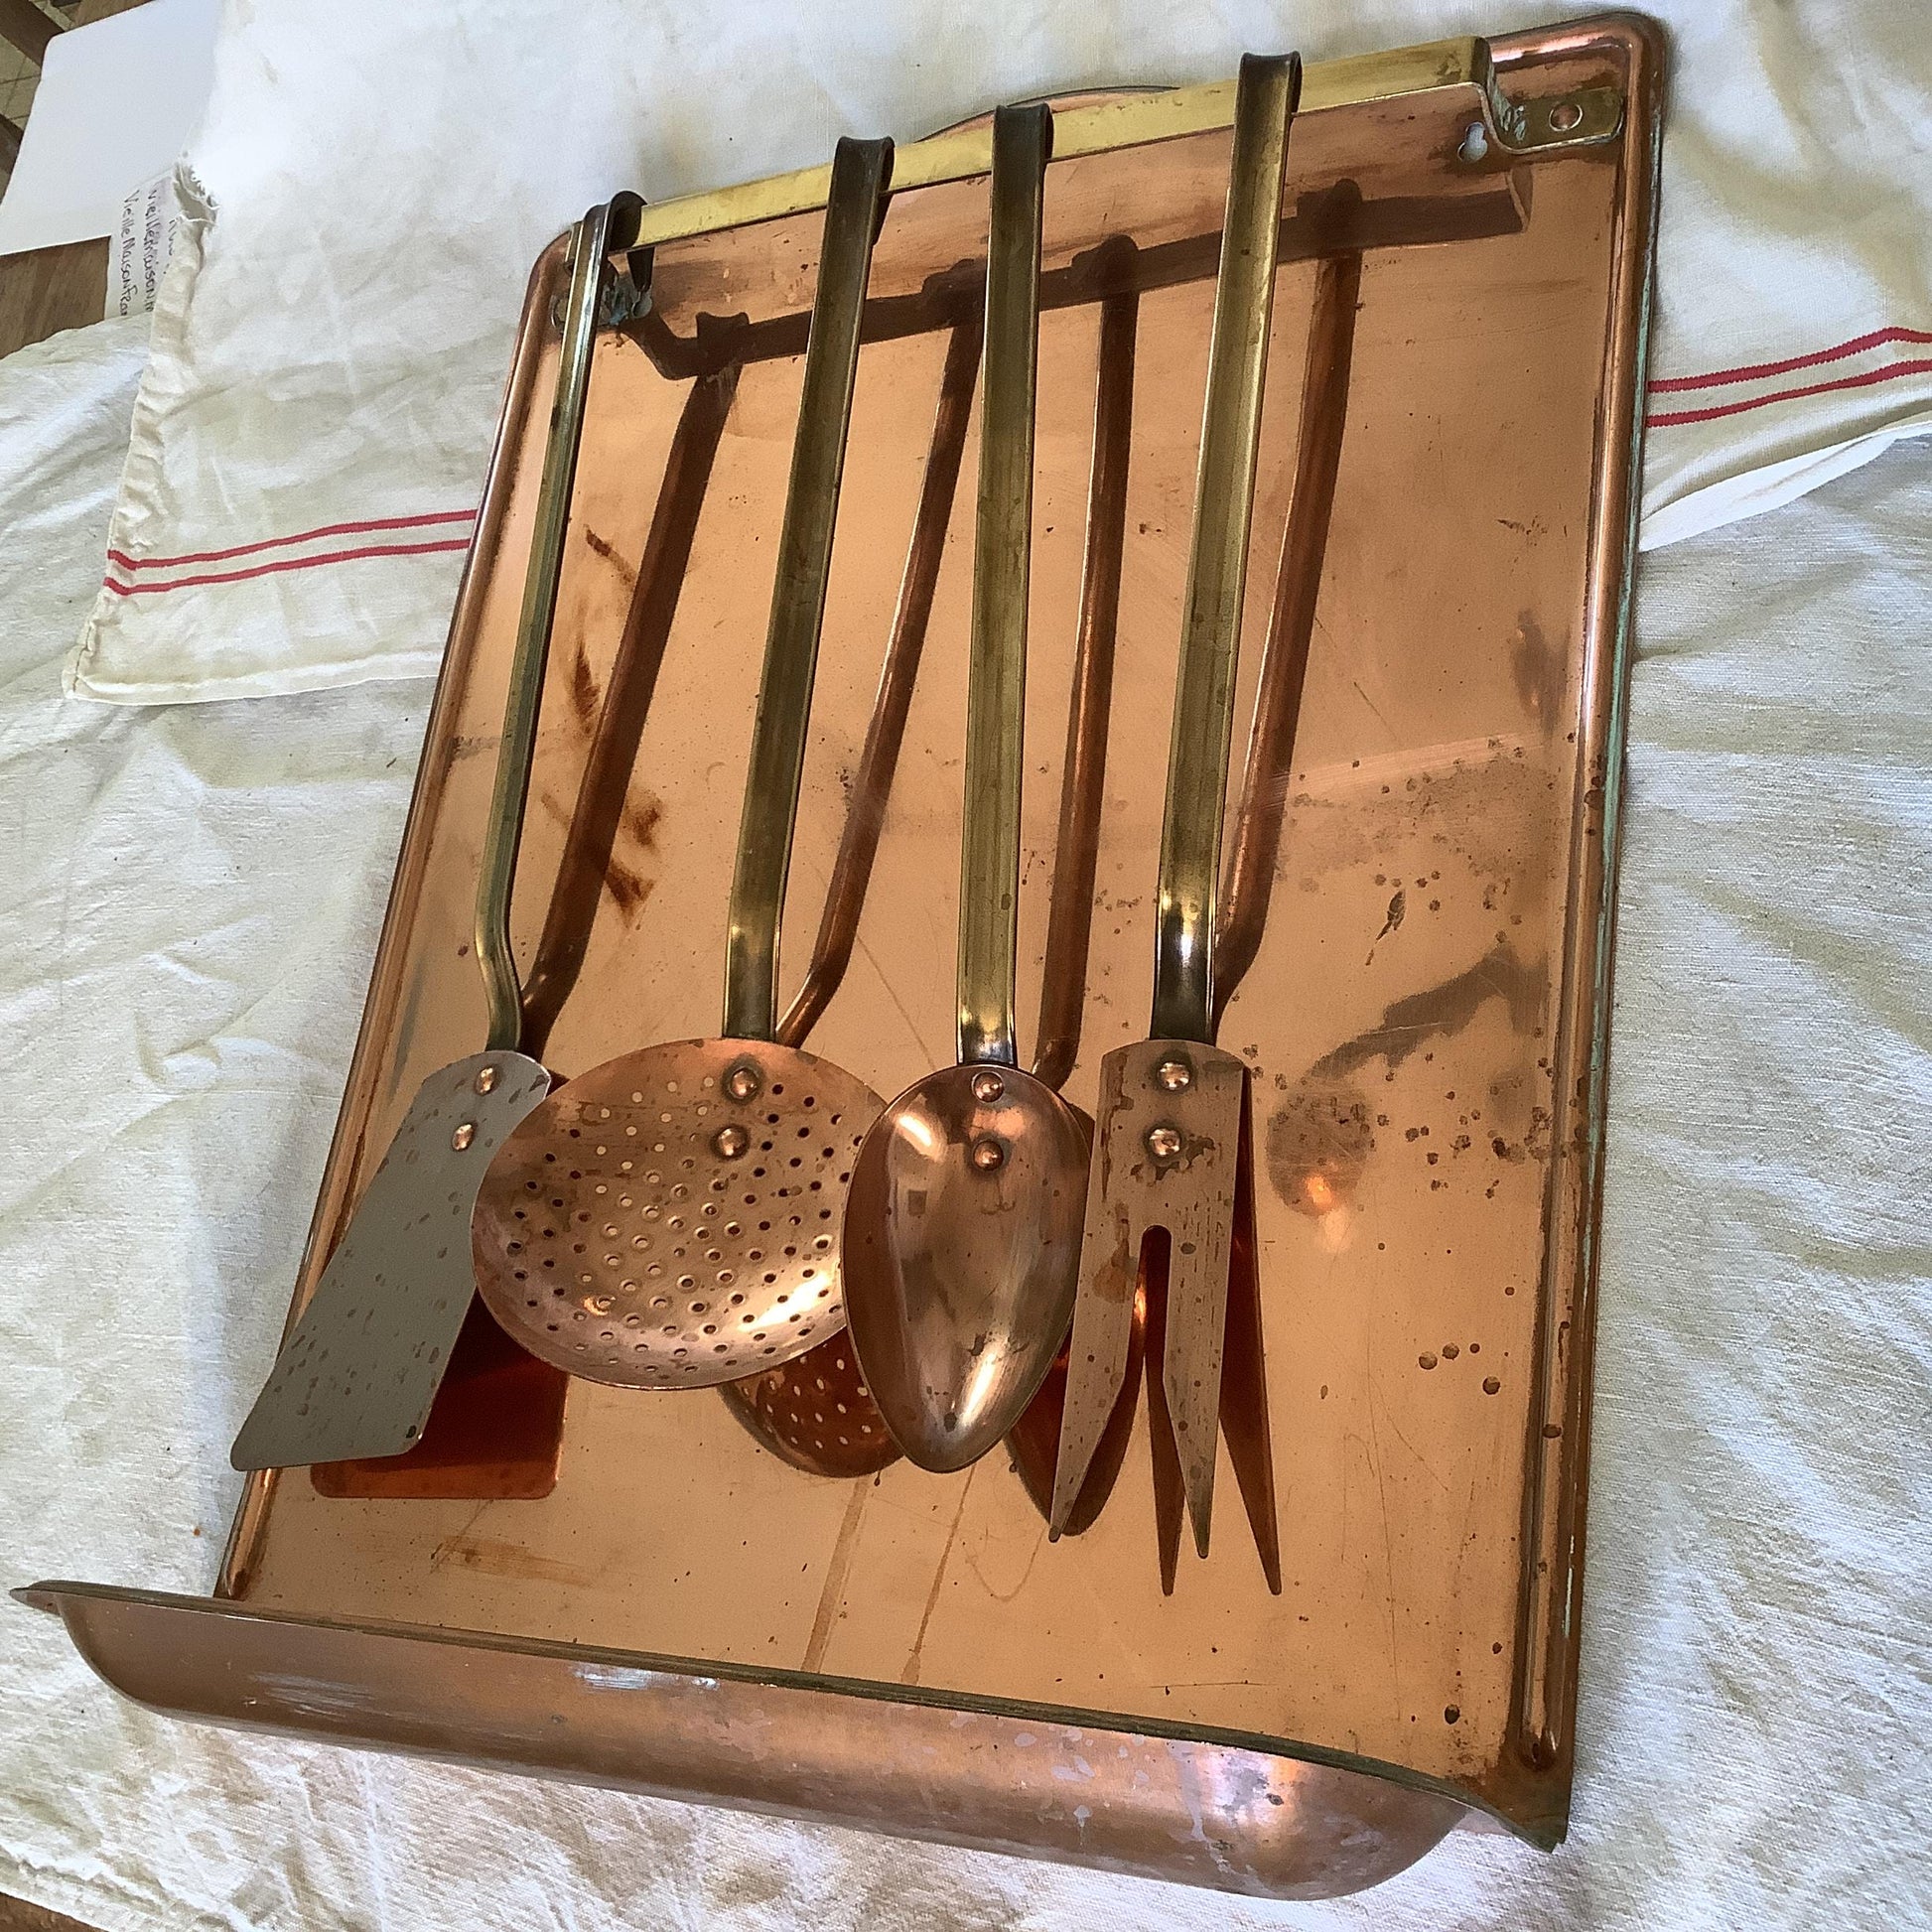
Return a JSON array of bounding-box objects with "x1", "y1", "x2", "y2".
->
[{"x1": 472, "y1": 137, "x2": 895, "y2": 1390}]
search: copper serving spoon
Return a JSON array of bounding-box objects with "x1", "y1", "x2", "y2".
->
[
  {"x1": 722, "y1": 312, "x2": 982, "y2": 1478},
  {"x1": 841, "y1": 104, "x2": 1089, "y2": 1473},
  {"x1": 471, "y1": 138, "x2": 897, "y2": 1390}
]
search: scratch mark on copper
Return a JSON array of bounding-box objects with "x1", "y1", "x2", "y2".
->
[
  {"x1": 901, "y1": 1466, "x2": 979, "y2": 1686},
  {"x1": 854, "y1": 924, "x2": 940, "y2": 1067},
  {"x1": 1372, "y1": 1392, "x2": 1451, "y2": 1495},
  {"x1": 802, "y1": 1481, "x2": 871, "y2": 1674},
  {"x1": 965, "y1": 1520, "x2": 1049, "y2": 1606},
  {"x1": 1362, "y1": 1343, "x2": 1405, "y2": 1729},
  {"x1": 429, "y1": 1533, "x2": 592, "y2": 1587},
  {"x1": 1351, "y1": 677, "x2": 1396, "y2": 742}
]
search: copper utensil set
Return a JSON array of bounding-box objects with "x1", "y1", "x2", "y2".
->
[
  {"x1": 237, "y1": 54, "x2": 1343, "y2": 1583},
  {"x1": 56, "y1": 26, "x2": 1660, "y2": 1887}
]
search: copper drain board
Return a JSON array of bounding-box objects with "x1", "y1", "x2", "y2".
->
[{"x1": 26, "y1": 16, "x2": 1663, "y2": 1901}]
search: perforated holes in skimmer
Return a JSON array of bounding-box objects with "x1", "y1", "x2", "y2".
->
[
  {"x1": 473, "y1": 1038, "x2": 884, "y2": 1389},
  {"x1": 719, "y1": 1333, "x2": 900, "y2": 1477}
]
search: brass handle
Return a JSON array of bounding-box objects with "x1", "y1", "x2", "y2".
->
[
  {"x1": 1148, "y1": 54, "x2": 1299, "y2": 1044},
  {"x1": 722, "y1": 135, "x2": 895, "y2": 1042},
  {"x1": 476, "y1": 194, "x2": 641, "y2": 1052},
  {"x1": 1033, "y1": 238, "x2": 1138, "y2": 1092},
  {"x1": 956, "y1": 102, "x2": 1051, "y2": 1068}
]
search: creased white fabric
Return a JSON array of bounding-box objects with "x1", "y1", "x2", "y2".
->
[
  {"x1": 61, "y1": 0, "x2": 1932, "y2": 704},
  {"x1": 4, "y1": 313, "x2": 1928, "y2": 1929}
]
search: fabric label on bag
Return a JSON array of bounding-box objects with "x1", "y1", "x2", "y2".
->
[{"x1": 108, "y1": 169, "x2": 182, "y2": 319}]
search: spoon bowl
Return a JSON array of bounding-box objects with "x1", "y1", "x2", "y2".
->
[{"x1": 843, "y1": 1062, "x2": 1087, "y2": 1471}]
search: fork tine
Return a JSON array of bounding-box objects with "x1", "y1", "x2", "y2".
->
[
  {"x1": 1142, "y1": 1242, "x2": 1186, "y2": 1594},
  {"x1": 1217, "y1": 1078, "x2": 1283, "y2": 1589},
  {"x1": 1152, "y1": 1057, "x2": 1245, "y2": 1558},
  {"x1": 1051, "y1": 1052, "x2": 1144, "y2": 1531}
]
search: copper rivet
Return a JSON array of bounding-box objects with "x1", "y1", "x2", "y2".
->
[
  {"x1": 726, "y1": 1063, "x2": 761, "y2": 1102},
  {"x1": 474, "y1": 1065, "x2": 498, "y2": 1095},
  {"x1": 970, "y1": 1069, "x2": 1005, "y2": 1103},
  {"x1": 1145, "y1": 1124, "x2": 1182, "y2": 1161},
  {"x1": 452, "y1": 1123, "x2": 477, "y2": 1152},
  {"x1": 1549, "y1": 99, "x2": 1583, "y2": 133},
  {"x1": 969, "y1": 1136, "x2": 1006, "y2": 1173},
  {"x1": 712, "y1": 1124, "x2": 750, "y2": 1160},
  {"x1": 1154, "y1": 1058, "x2": 1191, "y2": 1092}
]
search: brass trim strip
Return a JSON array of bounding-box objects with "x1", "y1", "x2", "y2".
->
[{"x1": 621, "y1": 40, "x2": 1479, "y2": 256}]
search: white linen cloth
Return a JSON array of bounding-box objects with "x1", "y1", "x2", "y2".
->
[
  {"x1": 61, "y1": 0, "x2": 1932, "y2": 703},
  {"x1": 3, "y1": 311, "x2": 1927, "y2": 1930}
]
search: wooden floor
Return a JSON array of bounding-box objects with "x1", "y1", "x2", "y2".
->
[
  {"x1": 0, "y1": 1891, "x2": 98, "y2": 1932},
  {"x1": 0, "y1": 234, "x2": 106, "y2": 356}
]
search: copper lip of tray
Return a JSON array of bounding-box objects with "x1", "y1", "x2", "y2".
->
[{"x1": 22, "y1": 14, "x2": 1662, "y2": 1902}]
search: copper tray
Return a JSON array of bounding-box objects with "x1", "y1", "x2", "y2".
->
[{"x1": 24, "y1": 14, "x2": 1662, "y2": 1900}]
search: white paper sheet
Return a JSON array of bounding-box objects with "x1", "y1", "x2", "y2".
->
[{"x1": 0, "y1": 0, "x2": 218, "y2": 258}]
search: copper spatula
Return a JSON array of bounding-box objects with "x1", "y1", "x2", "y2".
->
[{"x1": 230, "y1": 197, "x2": 639, "y2": 1469}]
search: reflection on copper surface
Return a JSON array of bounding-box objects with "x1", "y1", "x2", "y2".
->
[
  {"x1": 1215, "y1": 215, "x2": 1361, "y2": 1030},
  {"x1": 311, "y1": 1296, "x2": 566, "y2": 1501},
  {"x1": 1218, "y1": 1079, "x2": 1282, "y2": 1593},
  {"x1": 1032, "y1": 239, "x2": 1136, "y2": 1092},
  {"x1": 1267, "y1": 1076, "x2": 1374, "y2": 1217},
  {"x1": 520, "y1": 361, "x2": 741, "y2": 1058},
  {"x1": 777, "y1": 317, "x2": 981, "y2": 1051}
]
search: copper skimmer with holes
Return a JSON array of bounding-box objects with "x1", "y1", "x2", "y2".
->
[
  {"x1": 472, "y1": 139, "x2": 896, "y2": 1390},
  {"x1": 719, "y1": 313, "x2": 982, "y2": 1477},
  {"x1": 1051, "y1": 56, "x2": 1300, "y2": 1562},
  {"x1": 319, "y1": 305, "x2": 744, "y2": 1500},
  {"x1": 227, "y1": 198, "x2": 639, "y2": 1471}
]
